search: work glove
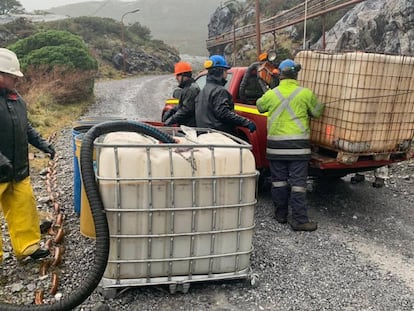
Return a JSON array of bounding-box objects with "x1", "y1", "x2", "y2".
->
[
  {"x1": 164, "y1": 117, "x2": 176, "y2": 127},
  {"x1": 162, "y1": 109, "x2": 175, "y2": 123},
  {"x1": 44, "y1": 144, "x2": 56, "y2": 160},
  {"x1": 247, "y1": 121, "x2": 256, "y2": 133},
  {"x1": 0, "y1": 156, "x2": 13, "y2": 178}
]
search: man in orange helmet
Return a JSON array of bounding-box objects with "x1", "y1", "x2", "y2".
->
[{"x1": 162, "y1": 61, "x2": 200, "y2": 127}]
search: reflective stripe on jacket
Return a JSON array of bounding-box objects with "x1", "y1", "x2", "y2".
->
[{"x1": 256, "y1": 79, "x2": 324, "y2": 160}]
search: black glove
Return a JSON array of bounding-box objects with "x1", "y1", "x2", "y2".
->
[
  {"x1": 247, "y1": 121, "x2": 256, "y2": 133},
  {"x1": 44, "y1": 144, "x2": 56, "y2": 159},
  {"x1": 162, "y1": 109, "x2": 175, "y2": 122},
  {"x1": 0, "y1": 156, "x2": 13, "y2": 177},
  {"x1": 164, "y1": 117, "x2": 176, "y2": 126}
]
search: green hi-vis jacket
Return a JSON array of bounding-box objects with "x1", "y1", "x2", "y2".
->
[{"x1": 256, "y1": 79, "x2": 324, "y2": 161}]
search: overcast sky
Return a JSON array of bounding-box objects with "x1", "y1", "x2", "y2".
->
[{"x1": 19, "y1": 0, "x2": 127, "y2": 12}]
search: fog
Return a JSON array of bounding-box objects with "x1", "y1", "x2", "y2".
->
[{"x1": 20, "y1": 0, "x2": 128, "y2": 12}]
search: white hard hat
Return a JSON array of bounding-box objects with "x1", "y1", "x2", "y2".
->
[{"x1": 0, "y1": 48, "x2": 23, "y2": 77}]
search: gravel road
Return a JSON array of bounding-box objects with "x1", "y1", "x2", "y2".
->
[{"x1": 1, "y1": 74, "x2": 413, "y2": 311}]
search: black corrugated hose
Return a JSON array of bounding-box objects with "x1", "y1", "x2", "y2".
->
[{"x1": 0, "y1": 120, "x2": 176, "y2": 311}]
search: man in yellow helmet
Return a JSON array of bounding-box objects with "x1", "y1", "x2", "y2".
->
[
  {"x1": 0, "y1": 48, "x2": 55, "y2": 261},
  {"x1": 162, "y1": 61, "x2": 200, "y2": 127},
  {"x1": 257, "y1": 59, "x2": 324, "y2": 231}
]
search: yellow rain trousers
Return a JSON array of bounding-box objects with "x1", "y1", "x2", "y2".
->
[{"x1": 0, "y1": 177, "x2": 41, "y2": 261}]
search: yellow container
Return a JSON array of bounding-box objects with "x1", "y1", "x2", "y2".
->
[{"x1": 75, "y1": 133, "x2": 96, "y2": 238}]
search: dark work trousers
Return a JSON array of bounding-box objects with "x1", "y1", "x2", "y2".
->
[{"x1": 269, "y1": 159, "x2": 309, "y2": 224}]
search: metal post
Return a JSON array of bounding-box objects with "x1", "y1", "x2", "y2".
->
[
  {"x1": 255, "y1": 0, "x2": 261, "y2": 57},
  {"x1": 303, "y1": 0, "x2": 308, "y2": 50},
  {"x1": 322, "y1": 0, "x2": 326, "y2": 50},
  {"x1": 233, "y1": 24, "x2": 236, "y2": 66},
  {"x1": 121, "y1": 8, "x2": 140, "y2": 74}
]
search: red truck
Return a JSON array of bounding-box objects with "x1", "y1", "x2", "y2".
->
[{"x1": 163, "y1": 52, "x2": 414, "y2": 186}]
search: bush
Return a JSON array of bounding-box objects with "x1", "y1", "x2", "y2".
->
[
  {"x1": 8, "y1": 30, "x2": 97, "y2": 71},
  {"x1": 25, "y1": 45, "x2": 97, "y2": 71},
  {"x1": 7, "y1": 30, "x2": 97, "y2": 102}
]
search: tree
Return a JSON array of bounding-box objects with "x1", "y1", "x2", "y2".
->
[{"x1": 0, "y1": 0, "x2": 23, "y2": 15}]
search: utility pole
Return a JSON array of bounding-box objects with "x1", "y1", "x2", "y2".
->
[
  {"x1": 121, "y1": 8, "x2": 140, "y2": 74},
  {"x1": 255, "y1": 0, "x2": 261, "y2": 57}
]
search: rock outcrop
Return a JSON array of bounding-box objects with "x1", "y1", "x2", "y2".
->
[
  {"x1": 208, "y1": 0, "x2": 414, "y2": 60},
  {"x1": 207, "y1": 6, "x2": 234, "y2": 56},
  {"x1": 313, "y1": 0, "x2": 414, "y2": 55}
]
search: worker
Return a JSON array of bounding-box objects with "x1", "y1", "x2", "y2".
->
[
  {"x1": 0, "y1": 48, "x2": 55, "y2": 261},
  {"x1": 256, "y1": 59, "x2": 324, "y2": 231},
  {"x1": 162, "y1": 61, "x2": 200, "y2": 127},
  {"x1": 195, "y1": 54, "x2": 256, "y2": 135}
]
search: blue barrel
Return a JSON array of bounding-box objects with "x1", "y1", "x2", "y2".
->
[{"x1": 72, "y1": 125, "x2": 92, "y2": 216}]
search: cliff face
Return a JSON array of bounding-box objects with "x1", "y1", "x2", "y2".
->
[
  {"x1": 313, "y1": 0, "x2": 414, "y2": 55},
  {"x1": 208, "y1": 0, "x2": 414, "y2": 59}
]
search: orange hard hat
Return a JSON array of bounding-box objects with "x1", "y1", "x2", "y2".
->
[{"x1": 174, "y1": 61, "x2": 192, "y2": 75}]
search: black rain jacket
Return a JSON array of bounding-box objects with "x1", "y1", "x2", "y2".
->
[
  {"x1": 195, "y1": 73, "x2": 250, "y2": 134},
  {"x1": 165, "y1": 77, "x2": 200, "y2": 127},
  {"x1": 0, "y1": 88, "x2": 51, "y2": 182}
]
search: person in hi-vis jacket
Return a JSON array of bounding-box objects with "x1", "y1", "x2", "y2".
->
[{"x1": 256, "y1": 59, "x2": 324, "y2": 231}]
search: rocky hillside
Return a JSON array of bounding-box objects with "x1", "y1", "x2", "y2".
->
[
  {"x1": 208, "y1": 0, "x2": 414, "y2": 64},
  {"x1": 47, "y1": 0, "x2": 223, "y2": 56},
  {"x1": 313, "y1": 0, "x2": 414, "y2": 55},
  {"x1": 0, "y1": 16, "x2": 180, "y2": 75}
]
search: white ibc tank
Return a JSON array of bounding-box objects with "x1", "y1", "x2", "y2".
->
[
  {"x1": 96, "y1": 130, "x2": 257, "y2": 280},
  {"x1": 295, "y1": 50, "x2": 414, "y2": 154}
]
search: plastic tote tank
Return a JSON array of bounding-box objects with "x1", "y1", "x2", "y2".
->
[
  {"x1": 95, "y1": 127, "x2": 258, "y2": 295},
  {"x1": 295, "y1": 50, "x2": 414, "y2": 156}
]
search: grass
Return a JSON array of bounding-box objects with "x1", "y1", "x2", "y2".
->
[{"x1": 18, "y1": 68, "x2": 95, "y2": 171}]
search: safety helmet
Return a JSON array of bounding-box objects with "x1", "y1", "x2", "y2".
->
[
  {"x1": 0, "y1": 48, "x2": 23, "y2": 77},
  {"x1": 174, "y1": 61, "x2": 192, "y2": 76},
  {"x1": 278, "y1": 59, "x2": 301, "y2": 76},
  {"x1": 204, "y1": 55, "x2": 231, "y2": 70}
]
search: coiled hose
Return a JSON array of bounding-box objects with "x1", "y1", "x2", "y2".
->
[{"x1": 0, "y1": 120, "x2": 176, "y2": 311}]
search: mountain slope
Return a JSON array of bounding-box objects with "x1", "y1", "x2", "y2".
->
[{"x1": 48, "y1": 0, "x2": 223, "y2": 56}]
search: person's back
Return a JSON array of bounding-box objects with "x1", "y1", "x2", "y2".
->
[
  {"x1": 195, "y1": 55, "x2": 256, "y2": 135},
  {"x1": 256, "y1": 58, "x2": 324, "y2": 232},
  {"x1": 196, "y1": 72, "x2": 235, "y2": 133},
  {"x1": 164, "y1": 61, "x2": 199, "y2": 127}
]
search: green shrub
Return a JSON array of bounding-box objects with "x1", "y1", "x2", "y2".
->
[
  {"x1": 8, "y1": 30, "x2": 97, "y2": 71},
  {"x1": 8, "y1": 30, "x2": 98, "y2": 103},
  {"x1": 24, "y1": 46, "x2": 97, "y2": 71}
]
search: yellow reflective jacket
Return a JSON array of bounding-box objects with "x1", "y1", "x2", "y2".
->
[{"x1": 256, "y1": 79, "x2": 324, "y2": 160}]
